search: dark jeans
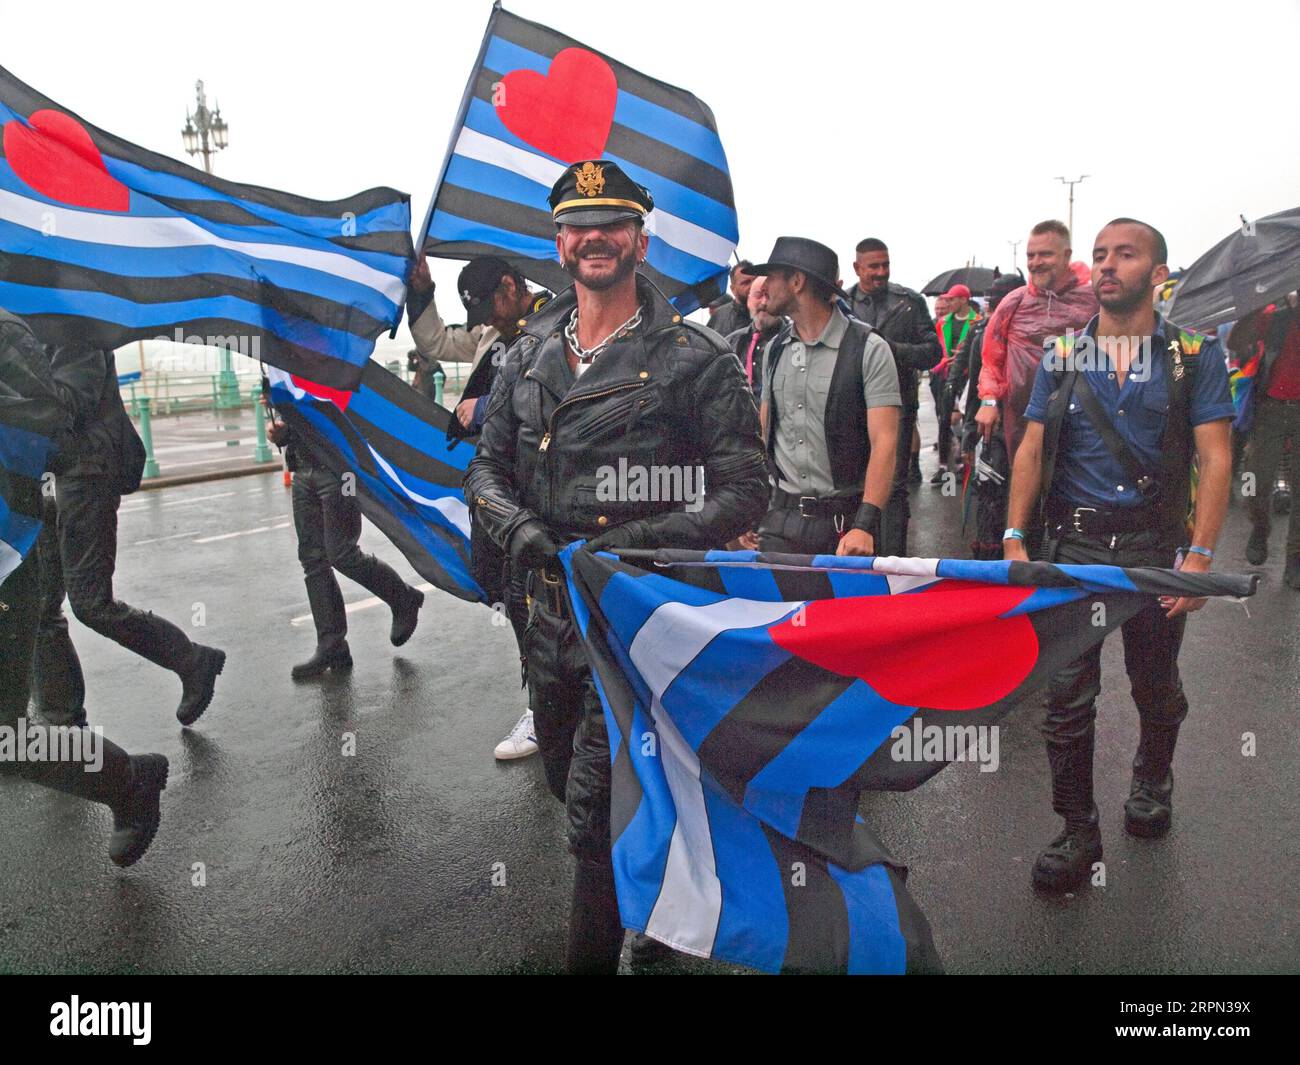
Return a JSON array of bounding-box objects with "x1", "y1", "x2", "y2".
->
[
  {"x1": 2, "y1": 550, "x2": 131, "y2": 806},
  {"x1": 1043, "y1": 530, "x2": 1189, "y2": 750},
  {"x1": 1246, "y1": 396, "x2": 1300, "y2": 557},
  {"x1": 291, "y1": 462, "x2": 408, "y2": 644},
  {"x1": 45, "y1": 474, "x2": 198, "y2": 678}
]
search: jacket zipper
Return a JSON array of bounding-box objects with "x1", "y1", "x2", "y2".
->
[{"x1": 538, "y1": 381, "x2": 645, "y2": 453}]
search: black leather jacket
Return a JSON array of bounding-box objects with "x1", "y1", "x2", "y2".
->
[
  {"x1": 465, "y1": 276, "x2": 768, "y2": 550},
  {"x1": 847, "y1": 282, "x2": 941, "y2": 411}
]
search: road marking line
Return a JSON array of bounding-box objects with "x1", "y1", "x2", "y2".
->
[
  {"x1": 121, "y1": 491, "x2": 236, "y2": 513},
  {"x1": 290, "y1": 582, "x2": 434, "y2": 625},
  {"x1": 194, "y1": 520, "x2": 292, "y2": 544},
  {"x1": 133, "y1": 530, "x2": 201, "y2": 546}
]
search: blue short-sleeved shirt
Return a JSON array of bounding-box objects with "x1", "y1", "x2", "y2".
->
[{"x1": 1023, "y1": 315, "x2": 1234, "y2": 509}]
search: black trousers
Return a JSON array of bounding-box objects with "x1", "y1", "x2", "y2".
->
[
  {"x1": 31, "y1": 494, "x2": 86, "y2": 722},
  {"x1": 757, "y1": 504, "x2": 849, "y2": 556},
  {"x1": 1246, "y1": 396, "x2": 1300, "y2": 557},
  {"x1": 522, "y1": 570, "x2": 622, "y2": 972},
  {"x1": 2, "y1": 550, "x2": 132, "y2": 806},
  {"x1": 880, "y1": 404, "x2": 917, "y2": 556},
  {"x1": 291, "y1": 463, "x2": 408, "y2": 646},
  {"x1": 40, "y1": 475, "x2": 199, "y2": 681},
  {"x1": 1042, "y1": 529, "x2": 1189, "y2": 767}
]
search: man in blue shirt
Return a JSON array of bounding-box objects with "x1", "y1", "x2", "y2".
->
[{"x1": 1003, "y1": 219, "x2": 1234, "y2": 893}]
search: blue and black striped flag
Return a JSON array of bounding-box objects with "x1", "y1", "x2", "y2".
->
[
  {"x1": 562, "y1": 546, "x2": 1256, "y2": 973},
  {"x1": 0, "y1": 65, "x2": 413, "y2": 392},
  {"x1": 267, "y1": 363, "x2": 483, "y2": 604},
  {"x1": 419, "y1": 3, "x2": 738, "y2": 314}
]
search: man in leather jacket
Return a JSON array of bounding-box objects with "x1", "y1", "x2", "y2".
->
[
  {"x1": 34, "y1": 344, "x2": 226, "y2": 727},
  {"x1": 846, "y1": 238, "x2": 942, "y2": 554},
  {"x1": 464, "y1": 161, "x2": 768, "y2": 973}
]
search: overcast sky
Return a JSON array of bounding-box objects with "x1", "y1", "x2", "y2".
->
[{"x1": 4, "y1": 0, "x2": 1298, "y2": 359}]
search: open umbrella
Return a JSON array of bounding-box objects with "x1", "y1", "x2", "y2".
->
[
  {"x1": 921, "y1": 266, "x2": 998, "y2": 297},
  {"x1": 1166, "y1": 207, "x2": 1300, "y2": 332}
]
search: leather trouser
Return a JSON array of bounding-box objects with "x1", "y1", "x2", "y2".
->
[
  {"x1": 292, "y1": 462, "x2": 409, "y2": 644},
  {"x1": 2, "y1": 550, "x2": 132, "y2": 807},
  {"x1": 30, "y1": 494, "x2": 86, "y2": 722},
  {"x1": 1042, "y1": 528, "x2": 1189, "y2": 821},
  {"x1": 49, "y1": 474, "x2": 198, "y2": 676},
  {"x1": 522, "y1": 566, "x2": 622, "y2": 972},
  {"x1": 880, "y1": 404, "x2": 917, "y2": 556},
  {"x1": 756, "y1": 503, "x2": 852, "y2": 556}
]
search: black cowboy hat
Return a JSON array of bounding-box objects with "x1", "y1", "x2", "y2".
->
[{"x1": 749, "y1": 236, "x2": 848, "y2": 300}]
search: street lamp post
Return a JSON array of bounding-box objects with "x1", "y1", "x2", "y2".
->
[
  {"x1": 182, "y1": 81, "x2": 239, "y2": 409},
  {"x1": 1007, "y1": 239, "x2": 1022, "y2": 273},
  {"x1": 1055, "y1": 175, "x2": 1089, "y2": 237}
]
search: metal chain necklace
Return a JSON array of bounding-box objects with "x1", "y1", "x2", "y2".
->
[{"x1": 565, "y1": 304, "x2": 644, "y2": 367}]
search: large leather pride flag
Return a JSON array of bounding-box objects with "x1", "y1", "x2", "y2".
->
[
  {"x1": 419, "y1": 3, "x2": 738, "y2": 314},
  {"x1": 562, "y1": 547, "x2": 1255, "y2": 974},
  {"x1": 267, "y1": 363, "x2": 483, "y2": 604},
  {"x1": 0, "y1": 64, "x2": 412, "y2": 391}
]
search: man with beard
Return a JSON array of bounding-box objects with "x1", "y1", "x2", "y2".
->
[
  {"x1": 752, "y1": 237, "x2": 901, "y2": 556},
  {"x1": 1003, "y1": 219, "x2": 1233, "y2": 893},
  {"x1": 975, "y1": 220, "x2": 1099, "y2": 464},
  {"x1": 725, "y1": 274, "x2": 781, "y2": 401},
  {"x1": 846, "y1": 238, "x2": 941, "y2": 553},
  {"x1": 706, "y1": 260, "x2": 755, "y2": 337},
  {"x1": 465, "y1": 160, "x2": 767, "y2": 972}
]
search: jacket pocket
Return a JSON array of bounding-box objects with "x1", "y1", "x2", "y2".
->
[{"x1": 568, "y1": 387, "x2": 661, "y2": 443}]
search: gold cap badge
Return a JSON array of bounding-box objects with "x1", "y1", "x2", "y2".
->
[{"x1": 575, "y1": 161, "x2": 605, "y2": 198}]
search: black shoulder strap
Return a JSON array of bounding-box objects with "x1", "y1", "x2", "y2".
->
[
  {"x1": 1071, "y1": 373, "x2": 1160, "y2": 500},
  {"x1": 1037, "y1": 358, "x2": 1077, "y2": 526}
]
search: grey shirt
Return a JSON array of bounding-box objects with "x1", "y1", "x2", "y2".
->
[{"x1": 762, "y1": 307, "x2": 901, "y2": 496}]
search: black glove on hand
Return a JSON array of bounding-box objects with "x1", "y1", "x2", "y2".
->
[
  {"x1": 585, "y1": 519, "x2": 654, "y2": 554},
  {"x1": 508, "y1": 519, "x2": 559, "y2": 571}
]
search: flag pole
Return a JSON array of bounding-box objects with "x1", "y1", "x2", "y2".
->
[{"x1": 413, "y1": 0, "x2": 502, "y2": 256}]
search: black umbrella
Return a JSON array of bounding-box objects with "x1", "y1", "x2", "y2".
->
[
  {"x1": 1165, "y1": 207, "x2": 1300, "y2": 331},
  {"x1": 921, "y1": 266, "x2": 998, "y2": 297}
]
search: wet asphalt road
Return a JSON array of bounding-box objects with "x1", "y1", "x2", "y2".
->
[{"x1": 1, "y1": 409, "x2": 1297, "y2": 975}]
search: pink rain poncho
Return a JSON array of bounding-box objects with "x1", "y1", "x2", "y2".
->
[{"x1": 977, "y1": 261, "x2": 1099, "y2": 458}]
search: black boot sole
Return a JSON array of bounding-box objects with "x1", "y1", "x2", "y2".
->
[
  {"x1": 1124, "y1": 809, "x2": 1171, "y2": 838},
  {"x1": 291, "y1": 652, "x2": 354, "y2": 680},
  {"x1": 177, "y1": 648, "x2": 226, "y2": 726},
  {"x1": 1031, "y1": 840, "x2": 1103, "y2": 892},
  {"x1": 110, "y1": 755, "x2": 169, "y2": 868}
]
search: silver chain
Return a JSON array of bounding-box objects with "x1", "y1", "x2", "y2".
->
[{"x1": 564, "y1": 304, "x2": 644, "y2": 363}]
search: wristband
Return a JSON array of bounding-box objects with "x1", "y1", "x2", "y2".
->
[
  {"x1": 852, "y1": 502, "x2": 882, "y2": 537},
  {"x1": 1003, "y1": 528, "x2": 1025, "y2": 542},
  {"x1": 980, "y1": 398, "x2": 998, "y2": 407},
  {"x1": 1186, "y1": 545, "x2": 1214, "y2": 560}
]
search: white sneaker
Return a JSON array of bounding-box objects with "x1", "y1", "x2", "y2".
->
[{"x1": 494, "y1": 710, "x2": 539, "y2": 761}]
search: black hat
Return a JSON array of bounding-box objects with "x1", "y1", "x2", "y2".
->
[
  {"x1": 548, "y1": 160, "x2": 654, "y2": 227},
  {"x1": 457, "y1": 256, "x2": 513, "y2": 328},
  {"x1": 988, "y1": 272, "x2": 1025, "y2": 304},
  {"x1": 749, "y1": 237, "x2": 848, "y2": 300}
]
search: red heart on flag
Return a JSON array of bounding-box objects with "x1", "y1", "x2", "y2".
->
[
  {"x1": 290, "y1": 374, "x2": 352, "y2": 411},
  {"x1": 3, "y1": 109, "x2": 130, "y2": 212},
  {"x1": 770, "y1": 582, "x2": 1039, "y2": 711},
  {"x1": 496, "y1": 47, "x2": 617, "y2": 163}
]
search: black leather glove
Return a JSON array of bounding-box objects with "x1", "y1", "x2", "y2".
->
[
  {"x1": 508, "y1": 519, "x2": 559, "y2": 571},
  {"x1": 585, "y1": 518, "x2": 654, "y2": 553}
]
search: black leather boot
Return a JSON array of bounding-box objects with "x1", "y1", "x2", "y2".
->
[
  {"x1": 291, "y1": 640, "x2": 353, "y2": 680},
  {"x1": 1033, "y1": 730, "x2": 1103, "y2": 892},
  {"x1": 566, "y1": 855, "x2": 625, "y2": 975},
  {"x1": 1245, "y1": 524, "x2": 1268, "y2": 566},
  {"x1": 1125, "y1": 721, "x2": 1179, "y2": 838},
  {"x1": 176, "y1": 645, "x2": 226, "y2": 726},
  {"x1": 389, "y1": 586, "x2": 424, "y2": 647},
  {"x1": 109, "y1": 754, "x2": 169, "y2": 867}
]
